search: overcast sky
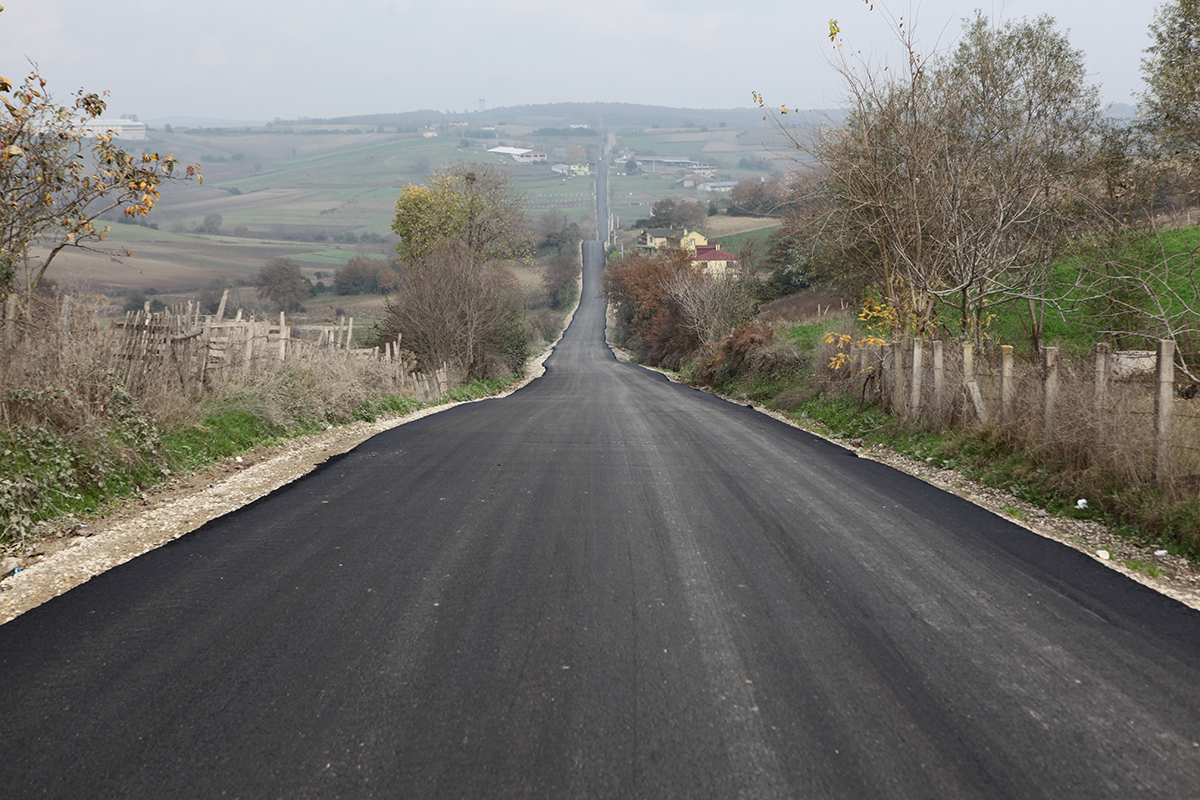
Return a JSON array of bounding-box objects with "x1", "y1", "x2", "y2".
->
[{"x1": 0, "y1": 0, "x2": 1156, "y2": 124}]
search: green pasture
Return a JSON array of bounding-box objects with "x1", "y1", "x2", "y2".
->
[
  {"x1": 713, "y1": 224, "x2": 781, "y2": 254},
  {"x1": 100, "y1": 223, "x2": 202, "y2": 244},
  {"x1": 618, "y1": 135, "x2": 704, "y2": 158},
  {"x1": 978, "y1": 225, "x2": 1200, "y2": 355},
  {"x1": 609, "y1": 172, "x2": 710, "y2": 224}
]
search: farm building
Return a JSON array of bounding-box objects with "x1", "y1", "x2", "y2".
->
[
  {"x1": 77, "y1": 119, "x2": 147, "y2": 140},
  {"x1": 487, "y1": 146, "x2": 547, "y2": 163}
]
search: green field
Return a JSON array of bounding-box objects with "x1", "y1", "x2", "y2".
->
[
  {"x1": 44, "y1": 120, "x2": 797, "y2": 294},
  {"x1": 972, "y1": 224, "x2": 1200, "y2": 356},
  {"x1": 715, "y1": 224, "x2": 781, "y2": 255}
]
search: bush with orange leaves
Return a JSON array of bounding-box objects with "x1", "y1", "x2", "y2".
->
[{"x1": 601, "y1": 245, "x2": 702, "y2": 369}]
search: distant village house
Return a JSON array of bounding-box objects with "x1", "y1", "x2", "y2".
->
[{"x1": 638, "y1": 227, "x2": 739, "y2": 276}]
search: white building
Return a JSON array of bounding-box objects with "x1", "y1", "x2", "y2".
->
[
  {"x1": 487, "y1": 146, "x2": 546, "y2": 164},
  {"x1": 78, "y1": 119, "x2": 148, "y2": 141}
]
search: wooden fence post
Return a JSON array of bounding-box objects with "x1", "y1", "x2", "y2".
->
[
  {"x1": 199, "y1": 317, "x2": 213, "y2": 387},
  {"x1": 1000, "y1": 345, "x2": 1014, "y2": 426},
  {"x1": 278, "y1": 312, "x2": 288, "y2": 362},
  {"x1": 58, "y1": 294, "x2": 72, "y2": 331},
  {"x1": 214, "y1": 289, "x2": 228, "y2": 323},
  {"x1": 219, "y1": 327, "x2": 235, "y2": 385},
  {"x1": 243, "y1": 321, "x2": 255, "y2": 373},
  {"x1": 910, "y1": 340, "x2": 923, "y2": 416},
  {"x1": 1154, "y1": 338, "x2": 1174, "y2": 483},
  {"x1": 1042, "y1": 346, "x2": 1060, "y2": 439}
]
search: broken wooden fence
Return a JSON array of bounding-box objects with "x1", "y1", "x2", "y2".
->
[{"x1": 114, "y1": 294, "x2": 448, "y2": 402}]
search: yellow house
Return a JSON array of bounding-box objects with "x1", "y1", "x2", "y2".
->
[
  {"x1": 679, "y1": 229, "x2": 709, "y2": 252},
  {"x1": 639, "y1": 228, "x2": 675, "y2": 249}
]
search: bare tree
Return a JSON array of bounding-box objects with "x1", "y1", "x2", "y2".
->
[
  {"x1": 664, "y1": 271, "x2": 758, "y2": 347},
  {"x1": 763, "y1": 9, "x2": 1101, "y2": 347},
  {"x1": 255, "y1": 258, "x2": 308, "y2": 312},
  {"x1": 199, "y1": 214, "x2": 222, "y2": 234},
  {"x1": 384, "y1": 243, "x2": 521, "y2": 379}
]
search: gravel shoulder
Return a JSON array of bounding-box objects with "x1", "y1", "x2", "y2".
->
[{"x1": 817, "y1": 432, "x2": 1200, "y2": 613}]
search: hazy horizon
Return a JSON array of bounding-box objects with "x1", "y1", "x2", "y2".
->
[{"x1": 2, "y1": 1, "x2": 1155, "y2": 124}]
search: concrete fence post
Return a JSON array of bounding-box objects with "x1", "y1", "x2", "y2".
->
[
  {"x1": 1042, "y1": 346, "x2": 1060, "y2": 438},
  {"x1": 933, "y1": 340, "x2": 944, "y2": 416},
  {"x1": 891, "y1": 341, "x2": 907, "y2": 416},
  {"x1": 1154, "y1": 338, "x2": 1174, "y2": 483},
  {"x1": 962, "y1": 342, "x2": 988, "y2": 422},
  {"x1": 910, "y1": 340, "x2": 923, "y2": 416},
  {"x1": 1000, "y1": 345, "x2": 1014, "y2": 426}
]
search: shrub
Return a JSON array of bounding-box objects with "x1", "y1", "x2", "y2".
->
[
  {"x1": 381, "y1": 243, "x2": 524, "y2": 380},
  {"x1": 601, "y1": 246, "x2": 701, "y2": 368}
]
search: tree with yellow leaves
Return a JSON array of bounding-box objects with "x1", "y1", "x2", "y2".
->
[
  {"x1": 391, "y1": 163, "x2": 530, "y2": 268},
  {"x1": 0, "y1": 60, "x2": 201, "y2": 308}
]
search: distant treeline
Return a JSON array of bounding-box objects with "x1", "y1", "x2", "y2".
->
[{"x1": 273, "y1": 103, "x2": 834, "y2": 131}]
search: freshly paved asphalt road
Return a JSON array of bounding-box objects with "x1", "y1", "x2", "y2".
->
[{"x1": 3, "y1": 180, "x2": 1200, "y2": 798}]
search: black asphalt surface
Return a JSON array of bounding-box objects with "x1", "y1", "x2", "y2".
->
[{"x1": 3, "y1": 169, "x2": 1200, "y2": 799}]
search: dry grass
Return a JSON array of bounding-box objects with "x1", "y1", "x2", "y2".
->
[
  {"x1": 700, "y1": 216, "x2": 780, "y2": 237},
  {"x1": 815, "y1": 336, "x2": 1200, "y2": 544},
  {"x1": 0, "y1": 292, "x2": 430, "y2": 548},
  {"x1": 759, "y1": 288, "x2": 852, "y2": 326}
]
